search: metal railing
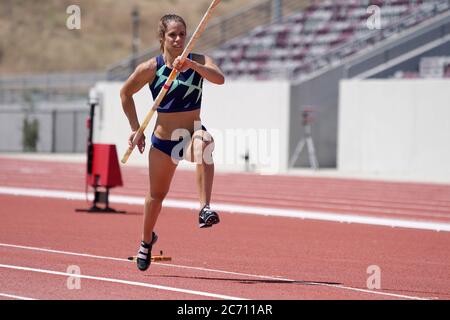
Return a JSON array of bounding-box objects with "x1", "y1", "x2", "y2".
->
[
  {"x1": 0, "y1": 72, "x2": 106, "y2": 104},
  {"x1": 0, "y1": 72, "x2": 106, "y2": 90}
]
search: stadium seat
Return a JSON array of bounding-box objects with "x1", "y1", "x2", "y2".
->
[{"x1": 211, "y1": 0, "x2": 448, "y2": 80}]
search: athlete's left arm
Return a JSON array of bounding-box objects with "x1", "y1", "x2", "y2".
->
[{"x1": 173, "y1": 54, "x2": 225, "y2": 85}]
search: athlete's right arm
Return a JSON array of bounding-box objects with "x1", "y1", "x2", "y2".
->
[{"x1": 120, "y1": 59, "x2": 157, "y2": 131}]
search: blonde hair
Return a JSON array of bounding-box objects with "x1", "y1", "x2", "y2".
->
[{"x1": 158, "y1": 14, "x2": 187, "y2": 53}]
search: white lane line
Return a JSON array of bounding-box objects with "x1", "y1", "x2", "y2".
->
[
  {"x1": 0, "y1": 293, "x2": 36, "y2": 300},
  {"x1": 0, "y1": 187, "x2": 450, "y2": 232},
  {"x1": 0, "y1": 186, "x2": 450, "y2": 232},
  {"x1": 315, "y1": 283, "x2": 430, "y2": 300},
  {"x1": 150, "y1": 266, "x2": 432, "y2": 300},
  {"x1": 0, "y1": 243, "x2": 288, "y2": 280},
  {"x1": 0, "y1": 243, "x2": 433, "y2": 300},
  {"x1": 0, "y1": 243, "x2": 129, "y2": 263},
  {"x1": 0, "y1": 264, "x2": 247, "y2": 300}
]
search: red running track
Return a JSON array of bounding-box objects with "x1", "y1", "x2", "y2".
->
[{"x1": 0, "y1": 157, "x2": 449, "y2": 300}]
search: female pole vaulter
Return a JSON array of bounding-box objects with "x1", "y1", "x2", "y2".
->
[{"x1": 120, "y1": 14, "x2": 225, "y2": 271}]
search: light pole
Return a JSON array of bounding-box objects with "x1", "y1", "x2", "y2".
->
[
  {"x1": 131, "y1": 7, "x2": 140, "y2": 74},
  {"x1": 273, "y1": 0, "x2": 282, "y2": 23}
]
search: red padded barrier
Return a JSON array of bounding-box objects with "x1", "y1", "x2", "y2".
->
[{"x1": 87, "y1": 144, "x2": 123, "y2": 188}]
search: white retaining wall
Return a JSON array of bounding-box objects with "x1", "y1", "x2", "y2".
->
[
  {"x1": 339, "y1": 79, "x2": 450, "y2": 181},
  {"x1": 92, "y1": 80, "x2": 290, "y2": 174}
]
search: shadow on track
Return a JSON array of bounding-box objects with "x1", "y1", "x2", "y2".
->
[{"x1": 149, "y1": 274, "x2": 341, "y2": 286}]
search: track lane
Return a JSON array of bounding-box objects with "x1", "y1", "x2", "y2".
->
[
  {"x1": 1, "y1": 194, "x2": 449, "y2": 300},
  {"x1": 1, "y1": 157, "x2": 450, "y2": 224}
]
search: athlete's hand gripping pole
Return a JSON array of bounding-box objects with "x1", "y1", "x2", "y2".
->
[{"x1": 121, "y1": 0, "x2": 221, "y2": 164}]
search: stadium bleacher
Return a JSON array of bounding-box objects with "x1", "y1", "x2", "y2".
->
[{"x1": 212, "y1": 0, "x2": 450, "y2": 80}]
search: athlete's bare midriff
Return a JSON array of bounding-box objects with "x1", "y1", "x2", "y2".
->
[{"x1": 153, "y1": 108, "x2": 202, "y2": 140}]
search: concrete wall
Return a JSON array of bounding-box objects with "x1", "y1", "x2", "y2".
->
[
  {"x1": 0, "y1": 107, "x2": 88, "y2": 153},
  {"x1": 0, "y1": 111, "x2": 24, "y2": 152},
  {"x1": 368, "y1": 37, "x2": 450, "y2": 78},
  {"x1": 287, "y1": 10, "x2": 450, "y2": 170},
  {"x1": 289, "y1": 66, "x2": 345, "y2": 168},
  {"x1": 338, "y1": 79, "x2": 450, "y2": 180},
  {"x1": 93, "y1": 80, "x2": 290, "y2": 174}
]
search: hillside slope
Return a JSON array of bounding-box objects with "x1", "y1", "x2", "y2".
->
[{"x1": 0, "y1": 0, "x2": 262, "y2": 75}]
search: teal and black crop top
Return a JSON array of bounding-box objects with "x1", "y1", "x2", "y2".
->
[{"x1": 149, "y1": 53, "x2": 204, "y2": 113}]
